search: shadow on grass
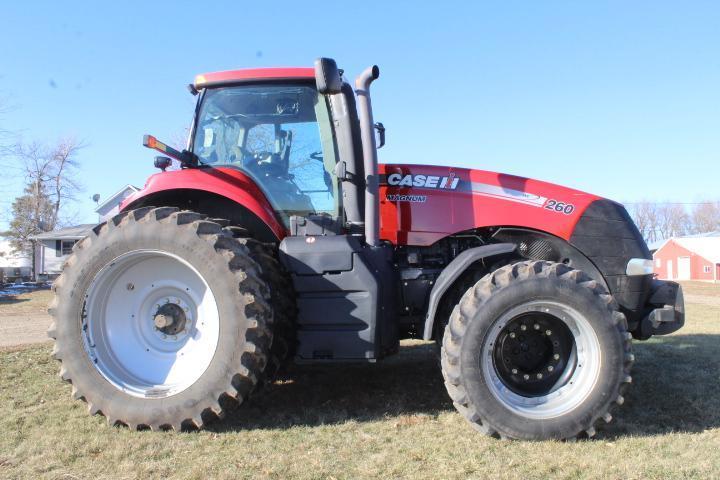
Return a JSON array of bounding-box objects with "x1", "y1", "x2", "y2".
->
[
  {"x1": 603, "y1": 333, "x2": 720, "y2": 438},
  {"x1": 0, "y1": 296, "x2": 30, "y2": 305},
  {"x1": 213, "y1": 334, "x2": 720, "y2": 438},
  {"x1": 213, "y1": 342, "x2": 453, "y2": 432}
]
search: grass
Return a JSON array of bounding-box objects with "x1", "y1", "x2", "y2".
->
[
  {"x1": 1, "y1": 291, "x2": 719, "y2": 479},
  {"x1": 680, "y1": 280, "x2": 720, "y2": 297},
  {"x1": 0, "y1": 289, "x2": 53, "y2": 316}
]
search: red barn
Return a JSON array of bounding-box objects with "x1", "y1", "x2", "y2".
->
[{"x1": 653, "y1": 236, "x2": 720, "y2": 281}]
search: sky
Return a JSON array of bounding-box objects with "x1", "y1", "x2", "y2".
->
[{"x1": 0, "y1": 1, "x2": 718, "y2": 227}]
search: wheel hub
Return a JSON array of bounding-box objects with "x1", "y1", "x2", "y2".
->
[
  {"x1": 492, "y1": 312, "x2": 575, "y2": 396},
  {"x1": 153, "y1": 302, "x2": 187, "y2": 335}
]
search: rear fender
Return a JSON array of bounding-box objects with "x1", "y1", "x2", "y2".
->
[{"x1": 121, "y1": 168, "x2": 285, "y2": 241}]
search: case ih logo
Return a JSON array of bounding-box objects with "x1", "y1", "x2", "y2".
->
[{"x1": 386, "y1": 173, "x2": 460, "y2": 190}]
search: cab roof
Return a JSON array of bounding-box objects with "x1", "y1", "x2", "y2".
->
[{"x1": 194, "y1": 67, "x2": 315, "y2": 89}]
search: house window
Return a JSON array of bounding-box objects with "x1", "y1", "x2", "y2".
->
[
  {"x1": 704, "y1": 266, "x2": 711, "y2": 274},
  {"x1": 61, "y1": 240, "x2": 76, "y2": 256},
  {"x1": 655, "y1": 259, "x2": 661, "y2": 268}
]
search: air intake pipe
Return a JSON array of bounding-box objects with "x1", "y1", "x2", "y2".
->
[{"x1": 355, "y1": 65, "x2": 380, "y2": 247}]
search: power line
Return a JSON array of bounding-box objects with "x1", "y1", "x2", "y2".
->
[{"x1": 624, "y1": 201, "x2": 719, "y2": 206}]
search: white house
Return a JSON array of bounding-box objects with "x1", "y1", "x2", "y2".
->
[
  {"x1": 95, "y1": 185, "x2": 139, "y2": 222},
  {"x1": 25, "y1": 184, "x2": 140, "y2": 280},
  {"x1": 30, "y1": 224, "x2": 95, "y2": 279}
]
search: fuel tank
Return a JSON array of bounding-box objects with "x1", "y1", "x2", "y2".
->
[{"x1": 379, "y1": 164, "x2": 602, "y2": 246}]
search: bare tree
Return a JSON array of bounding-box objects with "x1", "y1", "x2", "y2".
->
[
  {"x1": 11, "y1": 137, "x2": 84, "y2": 229},
  {"x1": 629, "y1": 201, "x2": 660, "y2": 243},
  {"x1": 2, "y1": 138, "x2": 84, "y2": 254},
  {"x1": 691, "y1": 201, "x2": 720, "y2": 234},
  {"x1": 656, "y1": 203, "x2": 690, "y2": 239}
]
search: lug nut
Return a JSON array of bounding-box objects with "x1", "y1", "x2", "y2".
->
[
  {"x1": 537, "y1": 373, "x2": 543, "y2": 379},
  {"x1": 509, "y1": 332, "x2": 516, "y2": 338},
  {"x1": 533, "y1": 324, "x2": 540, "y2": 330},
  {"x1": 553, "y1": 354, "x2": 560, "y2": 360},
  {"x1": 547, "y1": 366, "x2": 554, "y2": 372},
  {"x1": 523, "y1": 374, "x2": 530, "y2": 380},
  {"x1": 511, "y1": 368, "x2": 518, "y2": 374},
  {"x1": 520, "y1": 325, "x2": 527, "y2": 331},
  {"x1": 545, "y1": 330, "x2": 552, "y2": 336}
]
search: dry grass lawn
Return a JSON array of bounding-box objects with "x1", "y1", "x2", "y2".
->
[
  {"x1": 0, "y1": 288, "x2": 53, "y2": 316},
  {"x1": 0, "y1": 284, "x2": 719, "y2": 479}
]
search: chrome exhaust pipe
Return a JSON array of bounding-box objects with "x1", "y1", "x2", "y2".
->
[{"x1": 355, "y1": 65, "x2": 380, "y2": 247}]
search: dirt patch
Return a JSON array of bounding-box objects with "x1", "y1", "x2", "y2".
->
[{"x1": 0, "y1": 314, "x2": 52, "y2": 348}]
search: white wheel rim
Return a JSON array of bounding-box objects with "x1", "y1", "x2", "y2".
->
[
  {"x1": 82, "y1": 250, "x2": 220, "y2": 398},
  {"x1": 481, "y1": 301, "x2": 602, "y2": 419}
]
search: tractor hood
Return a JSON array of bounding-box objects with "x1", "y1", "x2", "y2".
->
[{"x1": 379, "y1": 163, "x2": 604, "y2": 246}]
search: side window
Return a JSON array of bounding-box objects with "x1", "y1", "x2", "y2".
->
[{"x1": 61, "y1": 240, "x2": 76, "y2": 256}]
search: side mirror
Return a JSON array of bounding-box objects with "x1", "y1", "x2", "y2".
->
[
  {"x1": 374, "y1": 122, "x2": 386, "y2": 149},
  {"x1": 315, "y1": 57, "x2": 342, "y2": 95}
]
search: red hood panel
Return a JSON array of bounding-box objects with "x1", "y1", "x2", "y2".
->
[{"x1": 379, "y1": 164, "x2": 602, "y2": 246}]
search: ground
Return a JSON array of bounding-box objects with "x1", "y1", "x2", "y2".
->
[
  {"x1": 0, "y1": 287, "x2": 53, "y2": 348},
  {"x1": 0, "y1": 282, "x2": 718, "y2": 479}
]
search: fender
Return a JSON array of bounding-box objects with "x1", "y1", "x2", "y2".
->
[
  {"x1": 423, "y1": 243, "x2": 516, "y2": 340},
  {"x1": 121, "y1": 167, "x2": 286, "y2": 240}
]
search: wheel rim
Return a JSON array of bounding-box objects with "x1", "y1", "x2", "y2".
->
[
  {"x1": 481, "y1": 301, "x2": 601, "y2": 419},
  {"x1": 82, "y1": 250, "x2": 220, "y2": 398}
]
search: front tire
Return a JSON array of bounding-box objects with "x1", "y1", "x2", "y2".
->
[
  {"x1": 48, "y1": 207, "x2": 274, "y2": 430},
  {"x1": 441, "y1": 261, "x2": 633, "y2": 440}
]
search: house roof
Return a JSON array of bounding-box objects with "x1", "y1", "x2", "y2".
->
[
  {"x1": 650, "y1": 231, "x2": 720, "y2": 255},
  {"x1": 95, "y1": 185, "x2": 140, "y2": 214},
  {"x1": 672, "y1": 237, "x2": 720, "y2": 264},
  {"x1": 29, "y1": 224, "x2": 94, "y2": 241}
]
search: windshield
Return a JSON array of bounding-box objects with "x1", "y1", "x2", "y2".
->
[{"x1": 192, "y1": 84, "x2": 339, "y2": 226}]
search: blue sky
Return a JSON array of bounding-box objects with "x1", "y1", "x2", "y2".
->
[{"x1": 1, "y1": 1, "x2": 718, "y2": 227}]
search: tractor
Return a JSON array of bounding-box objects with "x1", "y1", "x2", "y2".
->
[{"x1": 49, "y1": 58, "x2": 684, "y2": 440}]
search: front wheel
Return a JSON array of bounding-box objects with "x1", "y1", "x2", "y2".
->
[{"x1": 441, "y1": 261, "x2": 633, "y2": 440}]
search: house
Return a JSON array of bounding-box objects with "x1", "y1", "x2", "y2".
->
[
  {"x1": 95, "y1": 185, "x2": 139, "y2": 222},
  {"x1": 653, "y1": 232, "x2": 720, "y2": 282},
  {"x1": 0, "y1": 240, "x2": 32, "y2": 282},
  {"x1": 26, "y1": 184, "x2": 140, "y2": 280},
  {"x1": 29, "y1": 224, "x2": 95, "y2": 279}
]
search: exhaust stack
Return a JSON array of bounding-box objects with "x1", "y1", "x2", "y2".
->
[{"x1": 355, "y1": 65, "x2": 380, "y2": 247}]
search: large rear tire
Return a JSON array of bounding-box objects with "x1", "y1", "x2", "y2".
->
[
  {"x1": 441, "y1": 261, "x2": 633, "y2": 440},
  {"x1": 48, "y1": 207, "x2": 274, "y2": 430}
]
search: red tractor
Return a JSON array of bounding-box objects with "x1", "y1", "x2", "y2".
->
[{"x1": 49, "y1": 58, "x2": 684, "y2": 440}]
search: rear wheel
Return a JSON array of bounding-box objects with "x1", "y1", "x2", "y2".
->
[
  {"x1": 441, "y1": 261, "x2": 633, "y2": 440},
  {"x1": 48, "y1": 207, "x2": 274, "y2": 430}
]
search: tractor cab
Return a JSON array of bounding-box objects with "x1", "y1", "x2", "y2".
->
[
  {"x1": 145, "y1": 61, "x2": 375, "y2": 241},
  {"x1": 191, "y1": 82, "x2": 339, "y2": 228}
]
